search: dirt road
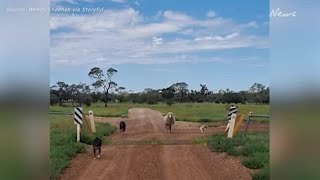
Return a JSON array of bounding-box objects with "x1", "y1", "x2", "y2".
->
[{"x1": 58, "y1": 108, "x2": 268, "y2": 180}]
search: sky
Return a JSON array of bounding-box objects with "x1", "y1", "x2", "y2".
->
[{"x1": 50, "y1": 0, "x2": 269, "y2": 92}]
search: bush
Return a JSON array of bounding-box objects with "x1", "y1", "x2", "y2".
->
[
  {"x1": 50, "y1": 94, "x2": 59, "y2": 106},
  {"x1": 207, "y1": 132, "x2": 269, "y2": 179},
  {"x1": 166, "y1": 100, "x2": 174, "y2": 106},
  {"x1": 84, "y1": 96, "x2": 92, "y2": 107},
  {"x1": 242, "y1": 152, "x2": 267, "y2": 169},
  {"x1": 100, "y1": 96, "x2": 111, "y2": 103},
  {"x1": 252, "y1": 167, "x2": 269, "y2": 180},
  {"x1": 207, "y1": 134, "x2": 234, "y2": 153},
  {"x1": 240, "y1": 143, "x2": 269, "y2": 156},
  {"x1": 117, "y1": 94, "x2": 127, "y2": 103},
  {"x1": 146, "y1": 98, "x2": 157, "y2": 104}
]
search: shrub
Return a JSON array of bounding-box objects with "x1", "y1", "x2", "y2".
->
[
  {"x1": 252, "y1": 167, "x2": 269, "y2": 180},
  {"x1": 240, "y1": 143, "x2": 269, "y2": 157},
  {"x1": 207, "y1": 134, "x2": 234, "y2": 153},
  {"x1": 166, "y1": 100, "x2": 174, "y2": 106},
  {"x1": 146, "y1": 98, "x2": 157, "y2": 104},
  {"x1": 242, "y1": 153, "x2": 267, "y2": 169},
  {"x1": 84, "y1": 96, "x2": 92, "y2": 107},
  {"x1": 207, "y1": 132, "x2": 269, "y2": 179},
  {"x1": 50, "y1": 94, "x2": 59, "y2": 106}
]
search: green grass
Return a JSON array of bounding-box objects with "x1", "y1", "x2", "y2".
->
[
  {"x1": 207, "y1": 132, "x2": 269, "y2": 180},
  {"x1": 193, "y1": 136, "x2": 208, "y2": 144},
  {"x1": 148, "y1": 103, "x2": 269, "y2": 122},
  {"x1": 50, "y1": 102, "x2": 269, "y2": 122},
  {"x1": 50, "y1": 102, "x2": 130, "y2": 117},
  {"x1": 50, "y1": 115, "x2": 116, "y2": 180}
]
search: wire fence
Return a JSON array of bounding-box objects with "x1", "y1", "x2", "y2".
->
[{"x1": 244, "y1": 113, "x2": 270, "y2": 135}]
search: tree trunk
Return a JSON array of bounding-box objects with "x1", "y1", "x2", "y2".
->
[
  {"x1": 79, "y1": 95, "x2": 82, "y2": 107},
  {"x1": 104, "y1": 91, "x2": 108, "y2": 107},
  {"x1": 59, "y1": 93, "x2": 62, "y2": 106}
]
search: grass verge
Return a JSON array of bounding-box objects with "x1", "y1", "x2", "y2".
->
[
  {"x1": 50, "y1": 115, "x2": 116, "y2": 180},
  {"x1": 50, "y1": 103, "x2": 129, "y2": 117},
  {"x1": 207, "y1": 132, "x2": 269, "y2": 180},
  {"x1": 193, "y1": 136, "x2": 208, "y2": 144},
  {"x1": 50, "y1": 102, "x2": 269, "y2": 123}
]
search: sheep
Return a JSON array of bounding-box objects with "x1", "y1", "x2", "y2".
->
[{"x1": 164, "y1": 112, "x2": 175, "y2": 133}]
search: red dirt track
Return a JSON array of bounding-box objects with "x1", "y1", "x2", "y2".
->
[{"x1": 58, "y1": 108, "x2": 268, "y2": 180}]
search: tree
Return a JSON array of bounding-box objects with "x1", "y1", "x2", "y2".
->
[
  {"x1": 117, "y1": 87, "x2": 126, "y2": 93},
  {"x1": 200, "y1": 84, "x2": 209, "y2": 95},
  {"x1": 172, "y1": 82, "x2": 189, "y2": 103},
  {"x1": 260, "y1": 87, "x2": 270, "y2": 104},
  {"x1": 249, "y1": 83, "x2": 267, "y2": 104},
  {"x1": 75, "y1": 83, "x2": 91, "y2": 106},
  {"x1": 198, "y1": 84, "x2": 209, "y2": 102},
  {"x1": 68, "y1": 84, "x2": 78, "y2": 105},
  {"x1": 161, "y1": 86, "x2": 175, "y2": 100},
  {"x1": 88, "y1": 67, "x2": 118, "y2": 107},
  {"x1": 55, "y1": 81, "x2": 68, "y2": 106},
  {"x1": 116, "y1": 86, "x2": 127, "y2": 103},
  {"x1": 238, "y1": 91, "x2": 248, "y2": 104},
  {"x1": 84, "y1": 95, "x2": 93, "y2": 107},
  {"x1": 249, "y1": 83, "x2": 265, "y2": 93},
  {"x1": 50, "y1": 94, "x2": 59, "y2": 106}
]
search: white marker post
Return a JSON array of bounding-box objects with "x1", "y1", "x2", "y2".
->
[
  {"x1": 76, "y1": 124, "x2": 81, "y2": 142},
  {"x1": 74, "y1": 107, "x2": 83, "y2": 142},
  {"x1": 88, "y1": 110, "x2": 96, "y2": 133},
  {"x1": 227, "y1": 113, "x2": 237, "y2": 138}
]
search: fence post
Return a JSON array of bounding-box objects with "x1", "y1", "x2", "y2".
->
[
  {"x1": 89, "y1": 111, "x2": 96, "y2": 133},
  {"x1": 74, "y1": 107, "x2": 83, "y2": 142},
  {"x1": 76, "y1": 124, "x2": 81, "y2": 142},
  {"x1": 227, "y1": 114, "x2": 237, "y2": 138},
  {"x1": 244, "y1": 113, "x2": 251, "y2": 136}
]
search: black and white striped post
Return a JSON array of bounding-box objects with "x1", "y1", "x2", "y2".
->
[
  {"x1": 74, "y1": 107, "x2": 83, "y2": 142},
  {"x1": 225, "y1": 105, "x2": 238, "y2": 137},
  {"x1": 227, "y1": 105, "x2": 238, "y2": 121}
]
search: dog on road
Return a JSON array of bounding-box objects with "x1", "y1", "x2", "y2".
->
[
  {"x1": 119, "y1": 121, "x2": 126, "y2": 135},
  {"x1": 93, "y1": 137, "x2": 102, "y2": 159},
  {"x1": 199, "y1": 125, "x2": 207, "y2": 134}
]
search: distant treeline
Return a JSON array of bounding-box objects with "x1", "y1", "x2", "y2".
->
[
  {"x1": 50, "y1": 67, "x2": 269, "y2": 106},
  {"x1": 50, "y1": 81, "x2": 269, "y2": 106}
]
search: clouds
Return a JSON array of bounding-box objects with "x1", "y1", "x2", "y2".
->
[
  {"x1": 194, "y1": 32, "x2": 239, "y2": 41},
  {"x1": 152, "y1": 37, "x2": 163, "y2": 45},
  {"x1": 50, "y1": 8, "x2": 268, "y2": 67},
  {"x1": 207, "y1": 11, "x2": 216, "y2": 18}
]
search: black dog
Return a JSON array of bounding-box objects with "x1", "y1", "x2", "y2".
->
[
  {"x1": 92, "y1": 137, "x2": 102, "y2": 158},
  {"x1": 119, "y1": 121, "x2": 126, "y2": 134}
]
